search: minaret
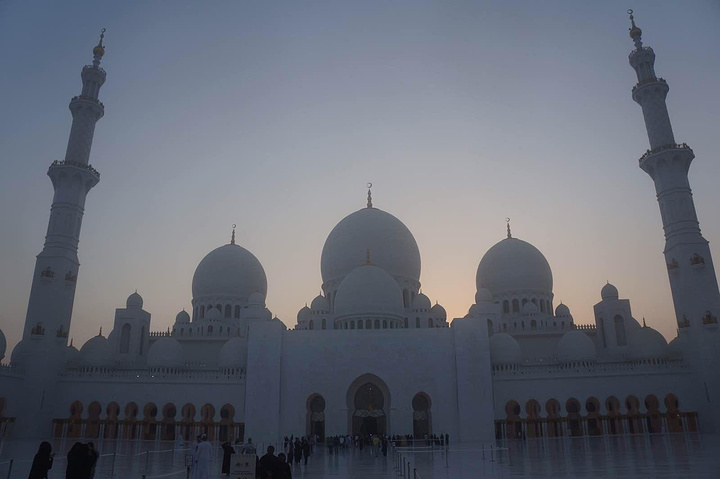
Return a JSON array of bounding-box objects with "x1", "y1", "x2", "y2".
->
[
  {"x1": 628, "y1": 12, "x2": 720, "y2": 331},
  {"x1": 21, "y1": 30, "x2": 107, "y2": 347}
]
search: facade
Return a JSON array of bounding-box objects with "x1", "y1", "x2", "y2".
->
[{"x1": 1, "y1": 15, "x2": 719, "y2": 446}]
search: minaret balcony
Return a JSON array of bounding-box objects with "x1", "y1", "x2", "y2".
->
[
  {"x1": 82, "y1": 64, "x2": 106, "y2": 75},
  {"x1": 638, "y1": 143, "x2": 692, "y2": 167},
  {"x1": 631, "y1": 77, "x2": 666, "y2": 95},
  {"x1": 70, "y1": 95, "x2": 104, "y2": 109},
  {"x1": 49, "y1": 160, "x2": 101, "y2": 180}
]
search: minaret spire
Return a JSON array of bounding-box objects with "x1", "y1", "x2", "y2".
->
[
  {"x1": 21, "y1": 32, "x2": 107, "y2": 351},
  {"x1": 231, "y1": 224, "x2": 236, "y2": 245},
  {"x1": 506, "y1": 218, "x2": 512, "y2": 239},
  {"x1": 628, "y1": 17, "x2": 720, "y2": 332},
  {"x1": 366, "y1": 182, "x2": 373, "y2": 208}
]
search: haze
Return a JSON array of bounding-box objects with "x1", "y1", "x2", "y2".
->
[{"x1": 1, "y1": 0, "x2": 719, "y2": 355}]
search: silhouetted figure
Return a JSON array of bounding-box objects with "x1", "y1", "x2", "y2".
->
[
  {"x1": 275, "y1": 453, "x2": 292, "y2": 479},
  {"x1": 221, "y1": 441, "x2": 235, "y2": 475},
  {"x1": 28, "y1": 441, "x2": 54, "y2": 479},
  {"x1": 293, "y1": 440, "x2": 302, "y2": 465},
  {"x1": 66, "y1": 442, "x2": 87, "y2": 479},
  {"x1": 259, "y1": 445, "x2": 277, "y2": 478},
  {"x1": 445, "y1": 433, "x2": 449, "y2": 446},
  {"x1": 301, "y1": 438, "x2": 310, "y2": 465}
]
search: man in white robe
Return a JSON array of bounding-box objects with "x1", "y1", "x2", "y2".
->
[{"x1": 193, "y1": 434, "x2": 213, "y2": 479}]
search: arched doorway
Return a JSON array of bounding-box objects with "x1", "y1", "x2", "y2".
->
[
  {"x1": 585, "y1": 397, "x2": 602, "y2": 436},
  {"x1": 644, "y1": 395, "x2": 662, "y2": 433},
  {"x1": 306, "y1": 394, "x2": 326, "y2": 441},
  {"x1": 105, "y1": 402, "x2": 120, "y2": 439},
  {"x1": 664, "y1": 393, "x2": 682, "y2": 433},
  {"x1": 605, "y1": 396, "x2": 623, "y2": 435},
  {"x1": 526, "y1": 399, "x2": 542, "y2": 438},
  {"x1": 86, "y1": 401, "x2": 102, "y2": 438},
  {"x1": 566, "y1": 398, "x2": 582, "y2": 436},
  {"x1": 347, "y1": 374, "x2": 390, "y2": 437},
  {"x1": 68, "y1": 400, "x2": 83, "y2": 438},
  {"x1": 142, "y1": 403, "x2": 158, "y2": 440},
  {"x1": 161, "y1": 403, "x2": 177, "y2": 440},
  {"x1": 545, "y1": 399, "x2": 562, "y2": 437},
  {"x1": 505, "y1": 400, "x2": 522, "y2": 439},
  {"x1": 124, "y1": 402, "x2": 139, "y2": 440},
  {"x1": 412, "y1": 393, "x2": 431, "y2": 439}
]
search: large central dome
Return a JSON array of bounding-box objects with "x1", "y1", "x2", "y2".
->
[
  {"x1": 321, "y1": 207, "x2": 421, "y2": 285},
  {"x1": 476, "y1": 237, "x2": 553, "y2": 297},
  {"x1": 192, "y1": 244, "x2": 267, "y2": 303}
]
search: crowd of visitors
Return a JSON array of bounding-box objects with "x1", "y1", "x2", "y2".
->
[{"x1": 28, "y1": 440, "x2": 99, "y2": 479}]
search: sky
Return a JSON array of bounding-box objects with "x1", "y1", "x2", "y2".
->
[{"x1": 1, "y1": 0, "x2": 720, "y2": 357}]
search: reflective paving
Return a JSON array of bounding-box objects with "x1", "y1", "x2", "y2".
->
[{"x1": 2, "y1": 435, "x2": 719, "y2": 478}]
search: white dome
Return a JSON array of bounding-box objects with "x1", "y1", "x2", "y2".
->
[
  {"x1": 522, "y1": 302, "x2": 538, "y2": 315},
  {"x1": 310, "y1": 295, "x2": 329, "y2": 312},
  {"x1": 192, "y1": 244, "x2": 267, "y2": 303},
  {"x1": 0, "y1": 329, "x2": 5, "y2": 361},
  {"x1": 477, "y1": 238, "x2": 553, "y2": 297},
  {"x1": 555, "y1": 303, "x2": 571, "y2": 317},
  {"x1": 475, "y1": 288, "x2": 493, "y2": 303},
  {"x1": 248, "y1": 291, "x2": 266, "y2": 306},
  {"x1": 668, "y1": 334, "x2": 689, "y2": 359},
  {"x1": 557, "y1": 330, "x2": 596, "y2": 362},
  {"x1": 601, "y1": 282, "x2": 619, "y2": 300},
  {"x1": 218, "y1": 337, "x2": 248, "y2": 369},
  {"x1": 205, "y1": 306, "x2": 222, "y2": 322},
  {"x1": 321, "y1": 207, "x2": 421, "y2": 285},
  {"x1": 126, "y1": 291, "x2": 143, "y2": 309},
  {"x1": 10, "y1": 339, "x2": 28, "y2": 366},
  {"x1": 628, "y1": 326, "x2": 668, "y2": 359},
  {"x1": 489, "y1": 333, "x2": 522, "y2": 364},
  {"x1": 334, "y1": 264, "x2": 404, "y2": 318},
  {"x1": 80, "y1": 335, "x2": 115, "y2": 367},
  {"x1": 297, "y1": 305, "x2": 312, "y2": 323},
  {"x1": 175, "y1": 310, "x2": 190, "y2": 324},
  {"x1": 147, "y1": 338, "x2": 184, "y2": 369},
  {"x1": 414, "y1": 293, "x2": 431, "y2": 310},
  {"x1": 431, "y1": 302, "x2": 447, "y2": 319},
  {"x1": 65, "y1": 345, "x2": 81, "y2": 369}
]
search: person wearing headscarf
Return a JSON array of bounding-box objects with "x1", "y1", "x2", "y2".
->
[{"x1": 28, "y1": 441, "x2": 54, "y2": 479}]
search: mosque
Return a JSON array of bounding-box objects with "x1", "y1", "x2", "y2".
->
[{"x1": 0, "y1": 14, "x2": 719, "y2": 446}]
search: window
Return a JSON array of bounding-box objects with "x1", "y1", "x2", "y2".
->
[
  {"x1": 224, "y1": 305, "x2": 231, "y2": 318},
  {"x1": 416, "y1": 317, "x2": 420, "y2": 328},
  {"x1": 208, "y1": 325, "x2": 213, "y2": 334},
  {"x1": 234, "y1": 305, "x2": 240, "y2": 318},
  {"x1": 383, "y1": 320, "x2": 388, "y2": 329},
  {"x1": 512, "y1": 299, "x2": 519, "y2": 313},
  {"x1": 614, "y1": 315, "x2": 627, "y2": 346},
  {"x1": 309, "y1": 320, "x2": 314, "y2": 330},
  {"x1": 322, "y1": 318, "x2": 326, "y2": 330},
  {"x1": 120, "y1": 323, "x2": 131, "y2": 354},
  {"x1": 428, "y1": 317, "x2": 433, "y2": 328},
  {"x1": 503, "y1": 301, "x2": 510, "y2": 314}
]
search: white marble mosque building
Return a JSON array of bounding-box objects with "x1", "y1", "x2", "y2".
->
[{"x1": 1, "y1": 15, "x2": 719, "y2": 446}]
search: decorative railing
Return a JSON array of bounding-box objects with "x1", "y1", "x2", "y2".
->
[
  {"x1": 82, "y1": 64, "x2": 106, "y2": 75},
  {"x1": 50, "y1": 160, "x2": 100, "y2": 178},
  {"x1": 629, "y1": 46, "x2": 654, "y2": 58},
  {"x1": 71, "y1": 95, "x2": 104, "y2": 108},
  {"x1": 678, "y1": 316, "x2": 691, "y2": 328},
  {"x1": 60, "y1": 367, "x2": 244, "y2": 382},
  {"x1": 702, "y1": 312, "x2": 717, "y2": 325},
  {"x1": 149, "y1": 331, "x2": 171, "y2": 338},
  {"x1": 632, "y1": 77, "x2": 666, "y2": 94},
  {"x1": 572, "y1": 324, "x2": 597, "y2": 331},
  {"x1": 0, "y1": 363, "x2": 24, "y2": 377},
  {"x1": 492, "y1": 358, "x2": 687, "y2": 378},
  {"x1": 638, "y1": 143, "x2": 691, "y2": 165}
]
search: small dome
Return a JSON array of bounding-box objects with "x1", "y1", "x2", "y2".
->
[
  {"x1": 628, "y1": 326, "x2": 668, "y2": 360},
  {"x1": 80, "y1": 335, "x2": 115, "y2": 367},
  {"x1": 147, "y1": 338, "x2": 184, "y2": 369},
  {"x1": 555, "y1": 303, "x2": 571, "y2": 317},
  {"x1": 205, "y1": 307, "x2": 222, "y2": 322},
  {"x1": 557, "y1": 330, "x2": 596, "y2": 362},
  {"x1": 297, "y1": 306, "x2": 312, "y2": 323},
  {"x1": 65, "y1": 344, "x2": 81, "y2": 369},
  {"x1": 334, "y1": 264, "x2": 404, "y2": 318},
  {"x1": 127, "y1": 291, "x2": 143, "y2": 309},
  {"x1": 321, "y1": 207, "x2": 421, "y2": 285},
  {"x1": 248, "y1": 291, "x2": 266, "y2": 306},
  {"x1": 475, "y1": 288, "x2": 494, "y2": 303},
  {"x1": 218, "y1": 337, "x2": 248, "y2": 369},
  {"x1": 668, "y1": 334, "x2": 689, "y2": 359},
  {"x1": 414, "y1": 293, "x2": 431, "y2": 310},
  {"x1": 521, "y1": 302, "x2": 538, "y2": 315},
  {"x1": 175, "y1": 310, "x2": 190, "y2": 324},
  {"x1": 310, "y1": 295, "x2": 329, "y2": 312},
  {"x1": 431, "y1": 302, "x2": 447, "y2": 319},
  {"x1": 489, "y1": 333, "x2": 521, "y2": 364},
  {"x1": 10, "y1": 339, "x2": 29, "y2": 366},
  {"x1": 0, "y1": 329, "x2": 6, "y2": 361},
  {"x1": 477, "y1": 238, "x2": 553, "y2": 297},
  {"x1": 192, "y1": 244, "x2": 267, "y2": 304},
  {"x1": 601, "y1": 283, "x2": 619, "y2": 300}
]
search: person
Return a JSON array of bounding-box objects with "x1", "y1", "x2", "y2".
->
[
  {"x1": 66, "y1": 442, "x2": 86, "y2": 479},
  {"x1": 372, "y1": 435, "x2": 380, "y2": 457},
  {"x1": 193, "y1": 434, "x2": 213, "y2": 479},
  {"x1": 259, "y1": 445, "x2": 277, "y2": 479},
  {"x1": 287, "y1": 440, "x2": 294, "y2": 464},
  {"x1": 326, "y1": 435, "x2": 333, "y2": 456},
  {"x1": 293, "y1": 439, "x2": 302, "y2": 465},
  {"x1": 445, "y1": 433, "x2": 449, "y2": 446},
  {"x1": 381, "y1": 436, "x2": 388, "y2": 457},
  {"x1": 301, "y1": 438, "x2": 310, "y2": 465},
  {"x1": 28, "y1": 441, "x2": 54, "y2": 479},
  {"x1": 86, "y1": 442, "x2": 99, "y2": 479},
  {"x1": 221, "y1": 441, "x2": 235, "y2": 476},
  {"x1": 240, "y1": 437, "x2": 256, "y2": 455},
  {"x1": 275, "y1": 453, "x2": 292, "y2": 479}
]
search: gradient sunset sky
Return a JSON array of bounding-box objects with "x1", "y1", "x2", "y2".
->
[{"x1": 1, "y1": 1, "x2": 720, "y2": 355}]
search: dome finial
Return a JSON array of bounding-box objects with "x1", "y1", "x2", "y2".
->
[
  {"x1": 70, "y1": 337, "x2": 74, "y2": 347},
  {"x1": 506, "y1": 217, "x2": 512, "y2": 239},
  {"x1": 628, "y1": 9, "x2": 643, "y2": 48},
  {"x1": 93, "y1": 28, "x2": 106, "y2": 63},
  {"x1": 231, "y1": 224, "x2": 236, "y2": 245},
  {"x1": 642, "y1": 317, "x2": 647, "y2": 328},
  {"x1": 98, "y1": 327, "x2": 103, "y2": 337},
  {"x1": 366, "y1": 182, "x2": 373, "y2": 208}
]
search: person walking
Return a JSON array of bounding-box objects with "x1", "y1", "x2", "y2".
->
[
  {"x1": 301, "y1": 438, "x2": 310, "y2": 465},
  {"x1": 86, "y1": 442, "x2": 99, "y2": 479},
  {"x1": 258, "y1": 445, "x2": 277, "y2": 479},
  {"x1": 293, "y1": 439, "x2": 302, "y2": 465},
  {"x1": 193, "y1": 434, "x2": 213, "y2": 479},
  {"x1": 275, "y1": 453, "x2": 292, "y2": 479},
  {"x1": 221, "y1": 441, "x2": 235, "y2": 476},
  {"x1": 28, "y1": 441, "x2": 54, "y2": 479},
  {"x1": 66, "y1": 442, "x2": 86, "y2": 479}
]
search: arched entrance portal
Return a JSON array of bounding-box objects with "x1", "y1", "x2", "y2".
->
[
  {"x1": 412, "y1": 393, "x2": 431, "y2": 439},
  {"x1": 306, "y1": 394, "x2": 326, "y2": 441},
  {"x1": 347, "y1": 374, "x2": 390, "y2": 437}
]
